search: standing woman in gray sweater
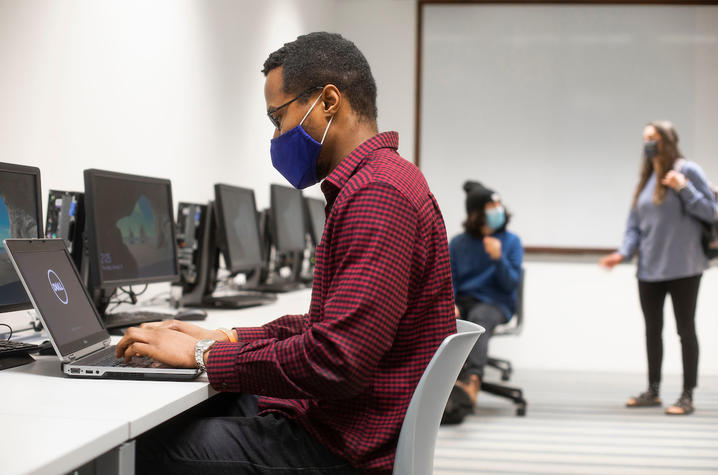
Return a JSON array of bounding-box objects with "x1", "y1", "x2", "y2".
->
[{"x1": 600, "y1": 121, "x2": 717, "y2": 416}]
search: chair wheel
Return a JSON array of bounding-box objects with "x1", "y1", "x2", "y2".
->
[
  {"x1": 501, "y1": 373, "x2": 510, "y2": 382},
  {"x1": 516, "y1": 404, "x2": 527, "y2": 416}
]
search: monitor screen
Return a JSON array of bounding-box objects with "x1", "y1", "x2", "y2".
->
[
  {"x1": 0, "y1": 163, "x2": 42, "y2": 312},
  {"x1": 84, "y1": 169, "x2": 179, "y2": 288},
  {"x1": 270, "y1": 184, "x2": 306, "y2": 253},
  {"x1": 304, "y1": 197, "x2": 326, "y2": 246},
  {"x1": 214, "y1": 184, "x2": 263, "y2": 273}
]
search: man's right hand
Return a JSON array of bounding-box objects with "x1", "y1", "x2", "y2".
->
[
  {"x1": 599, "y1": 252, "x2": 623, "y2": 270},
  {"x1": 140, "y1": 320, "x2": 229, "y2": 342}
]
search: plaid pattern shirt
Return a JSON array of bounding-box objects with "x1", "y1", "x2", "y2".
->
[{"x1": 207, "y1": 132, "x2": 455, "y2": 473}]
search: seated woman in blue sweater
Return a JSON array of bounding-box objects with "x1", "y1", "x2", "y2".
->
[{"x1": 448, "y1": 181, "x2": 523, "y2": 417}]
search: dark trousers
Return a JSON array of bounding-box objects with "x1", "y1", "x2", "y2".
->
[
  {"x1": 135, "y1": 393, "x2": 360, "y2": 475},
  {"x1": 456, "y1": 295, "x2": 507, "y2": 380},
  {"x1": 638, "y1": 274, "x2": 702, "y2": 392}
]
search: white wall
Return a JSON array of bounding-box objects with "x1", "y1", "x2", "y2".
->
[{"x1": 0, "y1": 0, "x2": 336, "y2": 211}]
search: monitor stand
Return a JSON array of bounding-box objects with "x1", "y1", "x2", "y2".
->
[
  {"x1": 200, "y1": 290, "x2": 277, "y2": 309},
  {"x1": 256, "y1": 250, "x2": 305, "y2": 293},
  {"x1": 91, "y1": 286, "x2": 189, "y2": 330},
  {"x1": 178, "y1": 266, "x2": 278, "y2": 310}
]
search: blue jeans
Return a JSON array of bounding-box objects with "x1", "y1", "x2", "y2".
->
[{"x1": 135, "y1": 393, "x2": 360, "y2": 474}]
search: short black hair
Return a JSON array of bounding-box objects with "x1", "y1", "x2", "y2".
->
[{"x1": 262, "y1": 32, "x2": 377, "y2": 123}]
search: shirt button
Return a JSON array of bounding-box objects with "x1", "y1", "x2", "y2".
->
[{"x1": 221, "y1": 382, "x2": 228, "y2": 390}]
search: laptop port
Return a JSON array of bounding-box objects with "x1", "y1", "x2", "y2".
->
[{"x1": 70, "y1": 368, "x2": 80, "y2": 374}]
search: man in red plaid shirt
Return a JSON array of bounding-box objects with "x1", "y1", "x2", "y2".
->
[{"x1": 117, "y1": 32, "x2": 455, "y2": 474}]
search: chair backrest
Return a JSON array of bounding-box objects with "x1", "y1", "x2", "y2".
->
[
  {"x1": 393, "y1": 319, "x2": 484, "y2": 475},
  {"x1": 493, "y1": 267, "x2": 525, "y2": 337}
]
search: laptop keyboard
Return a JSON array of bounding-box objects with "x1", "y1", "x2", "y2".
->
[{"x1": 93, "y1": 354, "x2": 158, "y2": 368}]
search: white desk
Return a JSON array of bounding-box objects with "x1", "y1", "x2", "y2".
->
[
  {"x1": 0, "y1": 289, "x2": 311, "y2": 475},
  {"x1": 0, "y1": 414, "x2": 127, "y2": 475}
]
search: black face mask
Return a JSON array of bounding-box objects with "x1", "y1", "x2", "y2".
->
[{"x1": 644, "y1": 140, "x2": 659, "y2": 160}]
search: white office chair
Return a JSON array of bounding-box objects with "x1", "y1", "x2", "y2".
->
[{"x1": 393, "y1": 319, "x2": 484, "y2": 475}]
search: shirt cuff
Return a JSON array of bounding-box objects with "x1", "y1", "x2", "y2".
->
[
  {"x1": 206, "y1": 341, "x2": 243, "y2": 392},
  {"x1": 233, "y1": 326, "x2": 269, "y2": 342},
  {"x1": 617, "y1": 244, "x2": 633, "y2": 261},
  {"x1": 678, "y1": 181, "x2": 698, "y2": 200}
]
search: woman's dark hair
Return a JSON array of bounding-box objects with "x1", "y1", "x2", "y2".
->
[
  {"x1": 632, "y1": 120, "x2": 683, "y2": 209},
  {"x1": 262, "y1": 32, "x2": 377, "y2": 123},
  {"x1": 463, "y1": 206, "x2": 512, "y2": 238}
]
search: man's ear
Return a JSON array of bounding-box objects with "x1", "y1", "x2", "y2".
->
[{"x1": 321, "y1": 84, "x2": 341, "y2": 116}]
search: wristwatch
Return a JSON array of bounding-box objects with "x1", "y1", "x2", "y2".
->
[{"x1": 194, "y1": 339, "x2": 216, "y2": 373}]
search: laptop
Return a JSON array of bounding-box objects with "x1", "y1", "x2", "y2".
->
[{"x1": 3, "y1": 238, "x2": 200, "y2": 380}]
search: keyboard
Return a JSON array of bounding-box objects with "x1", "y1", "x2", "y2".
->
[
  {"x1": 0, "y1": 340, "x2": 40, "y2": 357},
  {"x1": 93, "y1": 353, "x2": 160, "y2": 368},
  {"x1": 257, "y1": 281, "x2": 305, "y2": 293},
  {"x1": 205, "y1": 290, "x2": 277, "y2": 309},
  {"x1": 103, "y1": 311, "x2": 173, "y2": 330}
]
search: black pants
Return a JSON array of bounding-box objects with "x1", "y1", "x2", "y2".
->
[
  {"x1": 135, "y1": 393, "x2": 360, "y2": 474},
  {"x1": 638, "y1": 274, "x2": 702, "y2": 392},
  {"x1": 456, "y1": 295, "x2": 507, "y2": 380}
]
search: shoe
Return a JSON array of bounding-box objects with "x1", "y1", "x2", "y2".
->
[
  {"x1": 666, "y1": 392, "x2": 694, "y2": 415},
  {"x1": 626, "y1": 390, "x2": 661, "y2": 408},
  {"x1": 441, "y1": 384, "x2": 474, "y2": 425}
]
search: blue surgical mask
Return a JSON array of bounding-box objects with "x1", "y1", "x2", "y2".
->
[
  {"x1": 270, "y1": 94, "x2": 334, "y2": 189},
  {"x1": 485, "y1": 206, "x2": 505, "y2": 232},
  {"x1": 644, "y1": 140, "x2": 659, "y2": 160}
]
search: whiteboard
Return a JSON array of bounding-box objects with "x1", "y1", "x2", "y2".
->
[{"x1": 420, "y1": 4, "x2": 718, "y2": 249}]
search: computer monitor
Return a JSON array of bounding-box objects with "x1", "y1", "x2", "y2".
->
[
  {"x1": 0, "y1": 162, "x2": 43, "y2": 313},
  {"x1": 214, "y1": 184, "x2": 264, "y2": 275},
  {"x1": 174, "y1": 200, "x2": 276, "y2": 308},
  {"x1": 45, "y1": 190, "x2": 85, "y2": 271},
  {"x1": 270, "y1": 184, "x2": 306, "y2": 253},
  {"x1": 83, "y1": 169, "x2": 179, "y2": 311},
  {"x1": 304, "y1": 196, "x2": 326, "y2": 247}
]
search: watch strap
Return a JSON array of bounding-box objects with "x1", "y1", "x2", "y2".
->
[{"x1": 194, "y1": 339, "x2": 215, "y2": 372}]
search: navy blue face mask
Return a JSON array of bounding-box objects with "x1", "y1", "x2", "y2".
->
[{"x1": 270, "y1": 93, "x2": 334, "y2": 190}]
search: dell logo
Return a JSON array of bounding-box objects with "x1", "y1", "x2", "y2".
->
[{"x1": 47, "y1": 269, "x2": 69, "y2": 305}]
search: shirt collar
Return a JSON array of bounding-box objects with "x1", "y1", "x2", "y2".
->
[{"x1": 321, "y1": 131, "x2": 399, "y2": 201}]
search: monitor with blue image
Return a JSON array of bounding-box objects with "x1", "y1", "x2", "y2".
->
[{"x1": 0, "y1": 162, "x2": 43, "y2": 312}]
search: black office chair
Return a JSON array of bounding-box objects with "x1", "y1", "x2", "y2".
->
[{"x1": 480, "y1": 268, "x2": 528, "y2": 416}]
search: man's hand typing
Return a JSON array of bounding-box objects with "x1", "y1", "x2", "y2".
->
[{"x1": 115, "y1": 326, "x2": 199, "y2": 368}]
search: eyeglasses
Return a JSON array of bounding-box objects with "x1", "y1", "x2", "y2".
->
[{"x1": 267, "y1": 86, "x2": 323, "y2": 130}]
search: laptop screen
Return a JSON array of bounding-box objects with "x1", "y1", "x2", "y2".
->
[{"x1": 9, "y1": 243, "x2": 107, "y2": 355}]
